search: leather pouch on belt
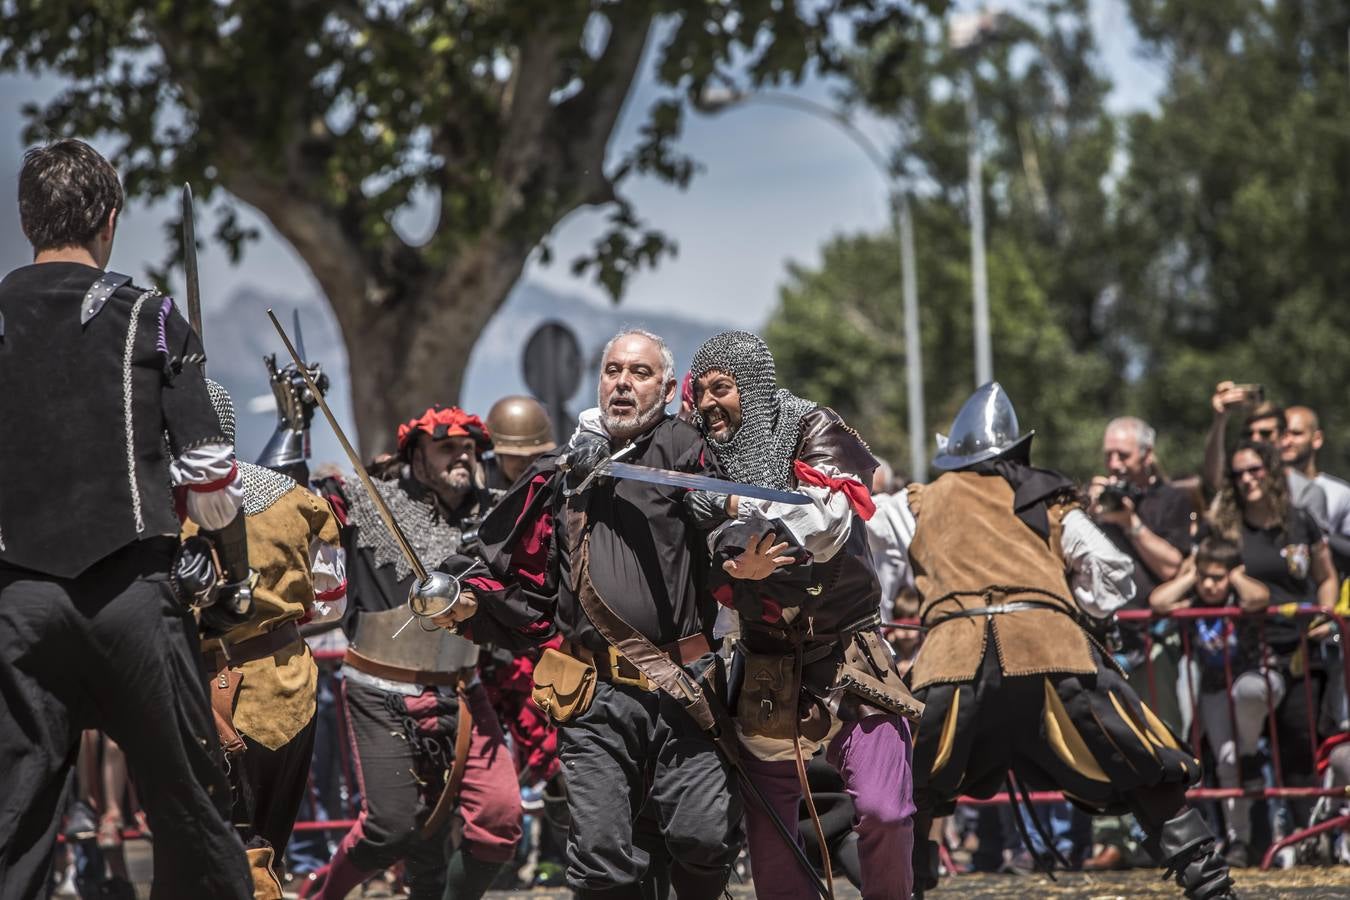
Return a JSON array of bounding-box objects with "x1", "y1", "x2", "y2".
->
[
  {"x1": 531, "y1": 647, "x2": 596, "y2": 724},
  {"x1": 837, "y1": 632, "x2": 925, "y2": 722},
  {"x1": 210, "y1": 668, "x2": 247, "y2": 756},
  {"x1": 738, "y1": 651, "x2": 800, "y2": 739}
]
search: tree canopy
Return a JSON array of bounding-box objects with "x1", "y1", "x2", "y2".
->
[
  {"x1": 1, "y1": 0, "x2": 939, "y2": 451},
  {"x1": 769, "y1": 0, "x2": 1350, "y2": 482}
]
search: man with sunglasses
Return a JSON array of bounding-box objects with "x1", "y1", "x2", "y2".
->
[
  {"x1": 1202, "y1": 384, "x2": 1329, "y2": 533},
  {"x1": 1282, "y1": 406, "x2": 1350, "y2": 572}
]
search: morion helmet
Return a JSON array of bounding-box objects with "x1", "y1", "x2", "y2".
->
[{"x1": 931, "y1": 382, "x2": 1034, "y2": 472}]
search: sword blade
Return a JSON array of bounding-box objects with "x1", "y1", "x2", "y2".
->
[
  {"x1": 266, "y1": 309, "x2": 428, "y2": 583},
  {"x1": 292, "y1": 308, "x2": 307, "y2": 364},
  {"x1": 181, "y1": 184, "x2": 203, "y2": 348},
  {"x1": 604, "y1": 461, "x2": 811, "y2": 505}
]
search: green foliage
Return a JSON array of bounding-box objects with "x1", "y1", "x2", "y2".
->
[
  {"x1": 1117, "y1": 0, "x2": 1350, "y2": 475},
  {"x1": 769, "y1": 0, "x2": 1118, "y2": 480},
  {"x1": 0, "y1": 0, "x2": 942, "y2": 444},
  {"x1": 0, "y1": 0, "x2": 932, "y2": 300},
  {"x1": 771, "y1": 0, "x2": 1350, "y2": 482}
]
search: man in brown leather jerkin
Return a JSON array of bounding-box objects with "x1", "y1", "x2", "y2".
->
[
  {"x1": 439, "y1": 329, "x2": 745, "y2": 900},
  {"x1": 899, "y1": 383, "x2": 1235, "y2": 900},
  {"x1": 188, "y1": 381, "x2": 347, "y2": 898}
]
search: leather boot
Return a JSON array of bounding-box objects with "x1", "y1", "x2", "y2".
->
[
  {"x1": 912, "y1": 837, "x2": 940, "y2": 895},
  {"x1": 245, "y1": 845, "x2": 284, "y2": 900},
  {"x1": 1143, "y1": 808, "x2": 1238, "y2": 900}
]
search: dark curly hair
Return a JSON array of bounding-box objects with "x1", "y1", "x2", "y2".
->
[
  {"x1": 1207, "y1": 439, "x2": 1289, "y2": 542},
  {"x1": 18, "y1": 139, "x2": 124, "y2": 253}
]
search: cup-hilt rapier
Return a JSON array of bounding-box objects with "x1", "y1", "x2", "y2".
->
[{"x1": 266, "y1": 309, "x2": 443, "y2": 637}]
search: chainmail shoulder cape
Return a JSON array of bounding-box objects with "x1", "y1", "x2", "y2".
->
[
  {"x1": 689, "y1": 330, "x2": 817, "y2": 490},
  {"x1": 207, "y1": 380, "x2": 299, "y2": 516},
  {"x1": 344, "y1": 474, "x2": 469, "y2": 583},
  {"x1": 238, "y1": 461, "x2": 299, "y2": 516}
]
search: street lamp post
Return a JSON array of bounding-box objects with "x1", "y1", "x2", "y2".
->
[
  {"x1": 950, "y1": 8, "x2": 1004, "y2": 388},
  {"x1": 697, "y1": 87, "x2": 929, "y2": 482},
  {"x1": 965, "y1": 70, "x2": 992, "y2": 387}
]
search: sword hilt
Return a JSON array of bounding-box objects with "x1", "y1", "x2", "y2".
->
[{"x1": 561, "y1": 442, "x2": 636, "y2": 498}]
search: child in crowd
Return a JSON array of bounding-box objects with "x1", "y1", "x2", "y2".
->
[{"x1": 1151, "y1": 537, "x2": 1271, "y2": 867}]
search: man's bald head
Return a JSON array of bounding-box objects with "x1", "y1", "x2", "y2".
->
[{"x1": 1281, "y1": 405, "x2": 1322, "y2": 471}]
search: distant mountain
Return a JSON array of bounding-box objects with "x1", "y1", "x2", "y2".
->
[{"x1": 205, "y1": 279, "x2": 736, "y2": 467}]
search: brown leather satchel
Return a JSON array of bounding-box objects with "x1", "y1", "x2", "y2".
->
[
  {"x1": 738, "y1": 651, "x2": 801, "y2": 739},
  {"x1": 530, "y1": 646, "x2": 598, "y2": 723}
]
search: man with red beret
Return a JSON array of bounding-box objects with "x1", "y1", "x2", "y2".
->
[{"x1": 305, "y1": 406, "x2": 521, "y2": 900}]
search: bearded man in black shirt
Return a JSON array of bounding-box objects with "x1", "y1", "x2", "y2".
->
[{"x1": 438, "y1": 329, "x2": 745, "y2": 899}]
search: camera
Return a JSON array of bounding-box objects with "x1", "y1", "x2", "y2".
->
[{"x1": 1097, "y1": 480, "x2": 1143, "y2": 513}]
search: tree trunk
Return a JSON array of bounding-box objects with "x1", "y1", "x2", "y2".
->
[{"x1": 339, "y1": 237, "x2": 531, "y2": 458}]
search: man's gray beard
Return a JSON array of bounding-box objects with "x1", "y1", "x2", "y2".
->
[{"x1": 601, "y1": 396, "x2": 666, "y2": 441}]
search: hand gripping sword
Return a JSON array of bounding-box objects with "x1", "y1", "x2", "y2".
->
[
  {"x1": 181, "y1": 184, "x2": 204, "y2": 370},
  {"x1": 266, "y1": 310, "x2": 471, "y2": 638}
]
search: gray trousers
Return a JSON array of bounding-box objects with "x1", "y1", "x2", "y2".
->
[{"x1": 557, "y1": 659, "x2": 744, "y2": 898}]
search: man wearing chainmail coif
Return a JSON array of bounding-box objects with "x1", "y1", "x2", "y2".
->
[
  {"x1": 188, "y1": 381, "x2": 347, "y2": 898},
  {"x1": 306, "y1": 407, "x2": 520, "y2": 900},
  {"x1": 685, "y1": 331, "x2": 922, "y2": 900}
]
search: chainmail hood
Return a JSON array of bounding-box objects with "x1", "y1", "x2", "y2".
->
[
  {"x1": 206, "y1": 379, "x2": 237, "y2": 446},
  {"x1": 689, "y1": 331, "x2": 816, "y2": 490}
]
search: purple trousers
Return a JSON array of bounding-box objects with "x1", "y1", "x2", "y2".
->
[{"x1": 740, "y1": 714, "x2": 915, "y2": 900}]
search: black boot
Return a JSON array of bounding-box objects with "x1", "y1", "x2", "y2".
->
[
  {"x1": 1143, "y1": 808, "x2": 1237, "y2": 900},
  {"x1": 911, "y1": 837, "x2": 940, "y2": 897}
]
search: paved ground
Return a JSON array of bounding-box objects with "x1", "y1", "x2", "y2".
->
[{"x1": 111, "y1": 840, "x2": 1350, "y2": 899}]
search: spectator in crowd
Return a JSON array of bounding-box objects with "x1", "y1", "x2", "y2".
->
[
  {"x1": 1282, "y1": 407, "x2": 1350, "y2": 569},
  {"x1": 1086, "y1": 420, "x2": 1193, "y2": 875},
  {"x1": 867, "y1": 456, "x2": 911, "y2": 620},
  {"x1": 1280, "y1": 406, "x2": 1350, "y2": 741},
  {"x1": 1199, "y1": 439, "x2": 1338, "y2": 831},
  {"x1": 1203, "y1": 384, "x2": 1330, "y2": 532},
  {"x1": 1091, "y1": 416, "x2": 1192, "y2": 730},
  {"x1": 1150, "y1": 538, "x2": 1271, "y2": 866},
  {"x1": 1203, "y1": 440, "x2": 1337, "y2": 616}
]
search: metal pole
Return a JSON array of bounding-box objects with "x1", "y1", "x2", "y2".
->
[
  {"x1": 966, "y1": 71, "x2": 992, "y2": 387},
  {"x1": 896, "y1": 191, "x2": 927, "y2": 483}
]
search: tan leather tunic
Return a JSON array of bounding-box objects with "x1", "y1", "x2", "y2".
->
[
  {"x1": 908, "y1": 470, "x2": 1095, "y2": 690},
  {"x1": 189, "y1": 483, "x2": 341, "y2": 749}
]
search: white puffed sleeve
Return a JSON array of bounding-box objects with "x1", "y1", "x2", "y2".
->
[{"x1": 1060, "y1": 509, "x2": 1136, "y2": 619}]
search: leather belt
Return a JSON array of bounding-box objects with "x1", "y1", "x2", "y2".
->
[
  {"x1": 342, "y1": 647, "x2": 467, "y2": 687},
  {"x1": 594, "y1": 633, "x2": 710, "y2": 692},
  {"x1": 202, "y1": 622, "x2": 302, "y2": 672},
  {"x1": 926, "y1": 600, "x2": 1068, "y2": 629}
]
